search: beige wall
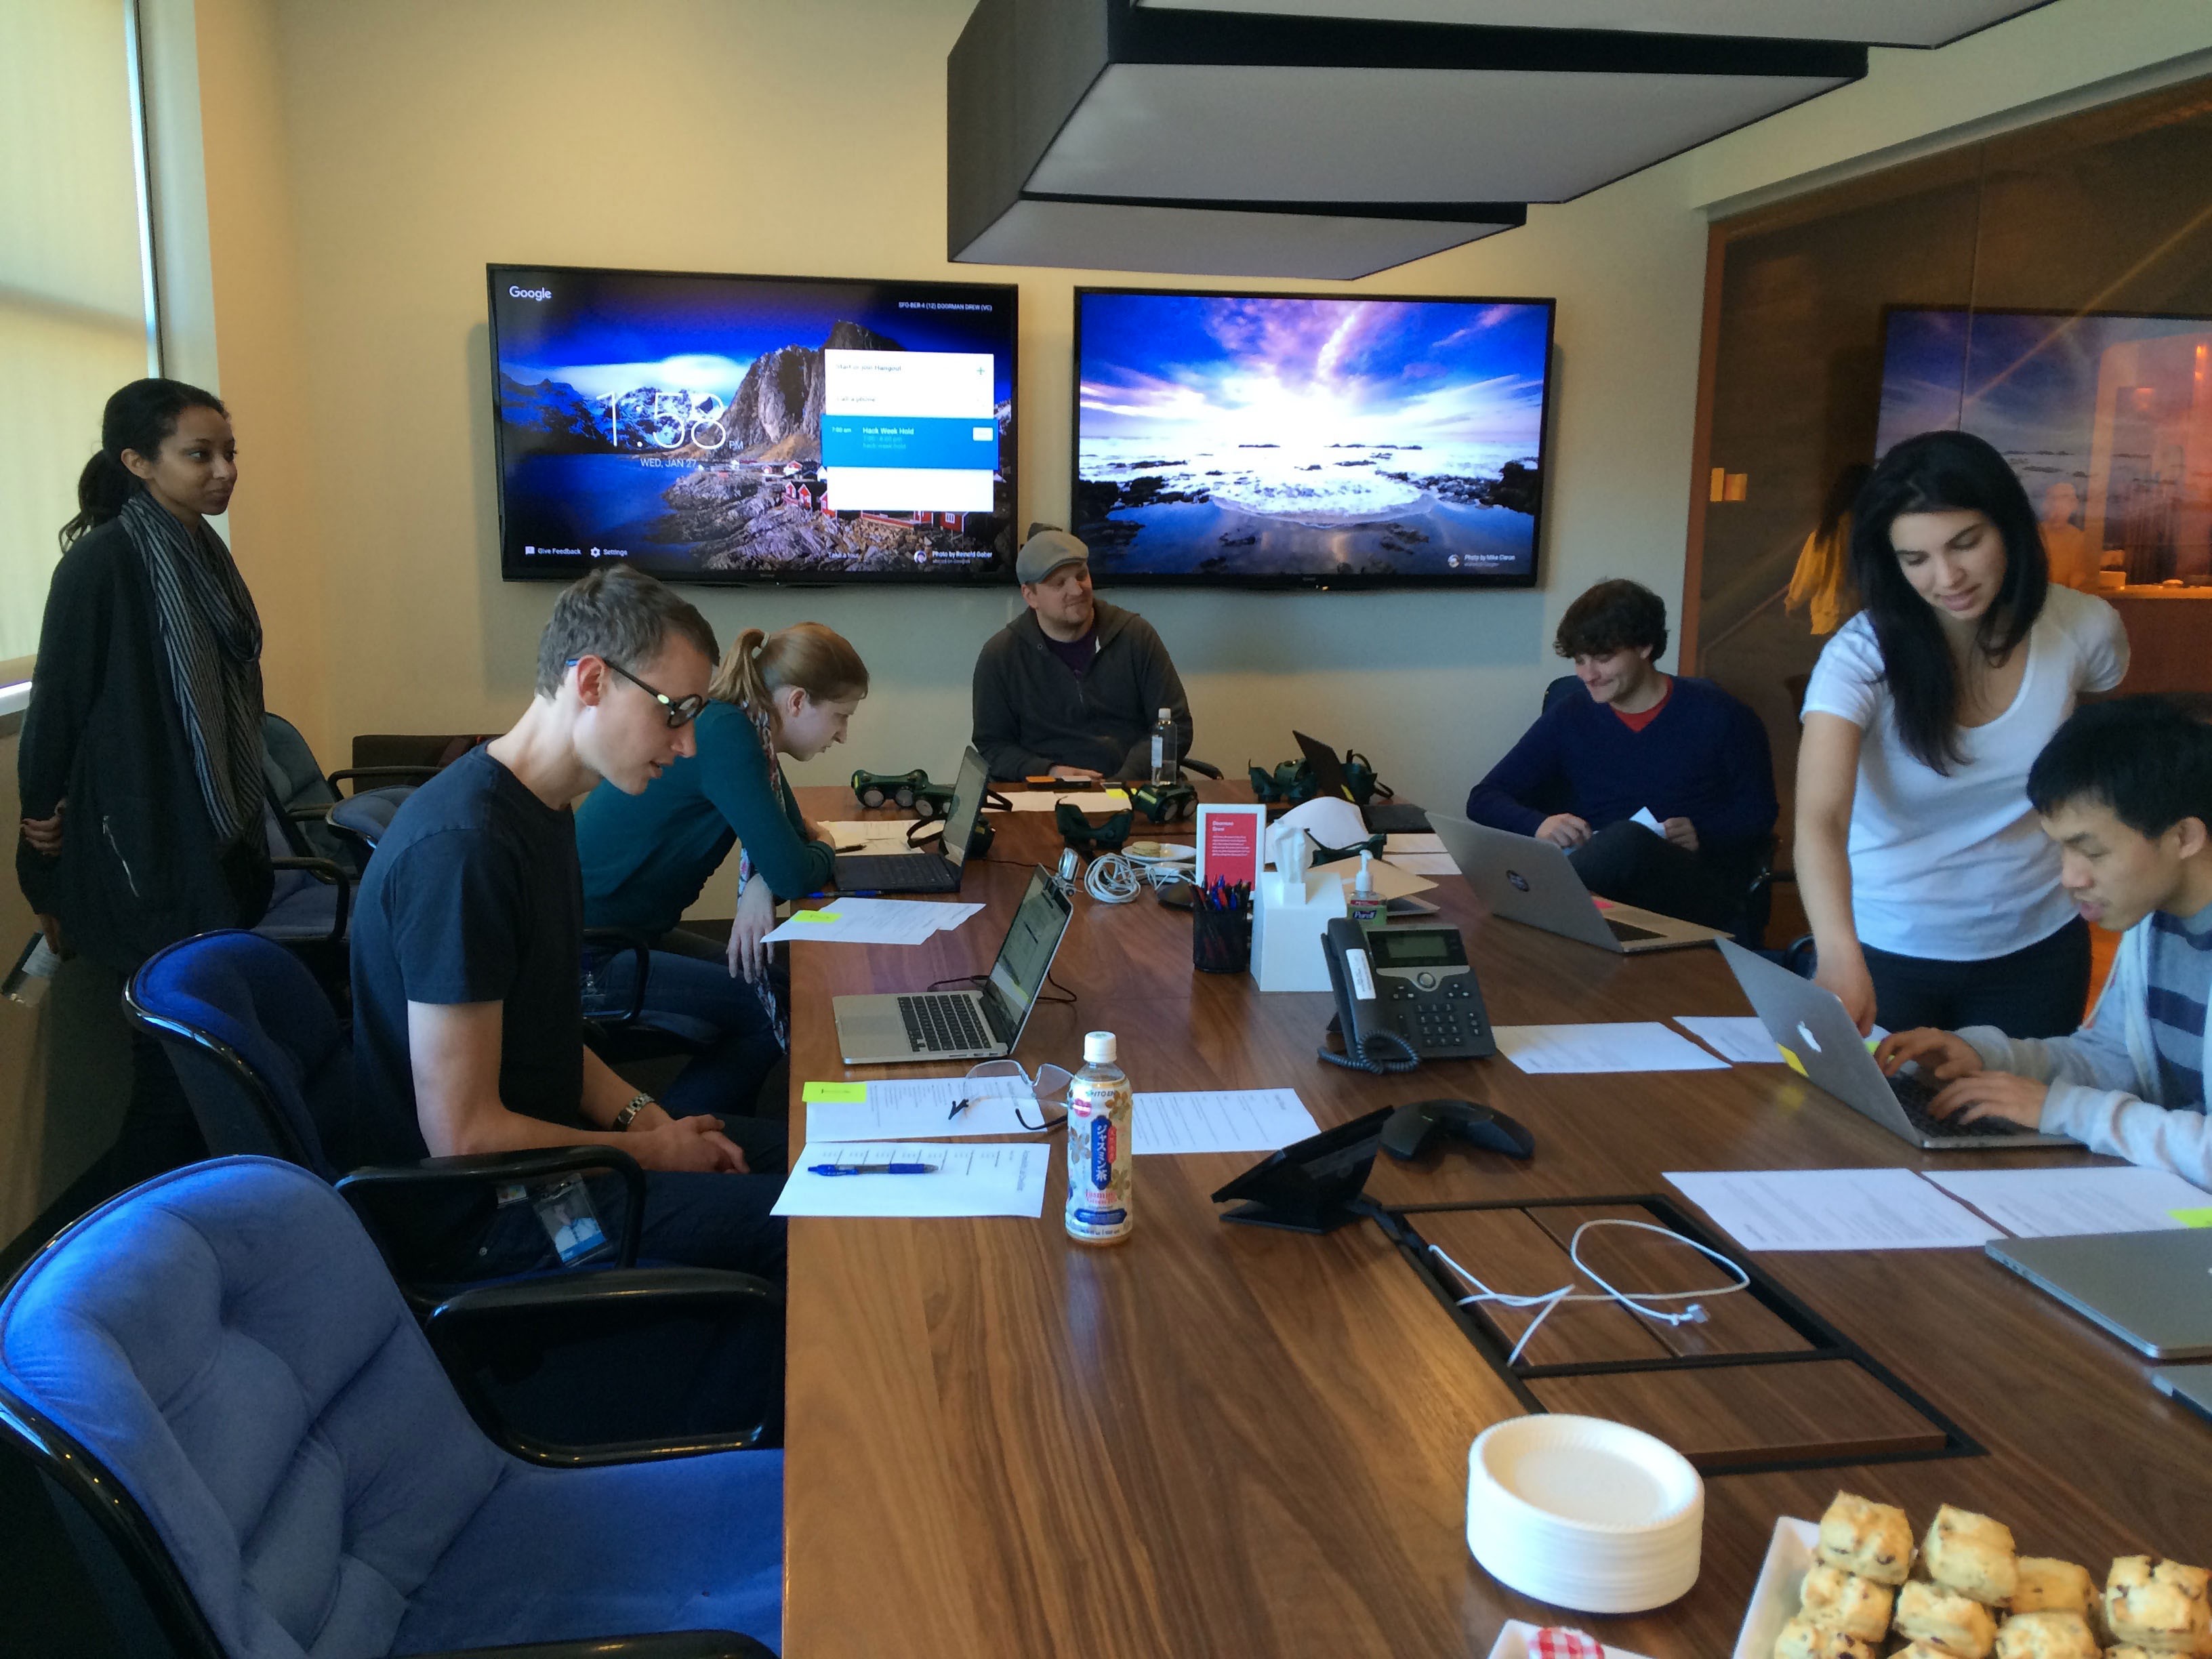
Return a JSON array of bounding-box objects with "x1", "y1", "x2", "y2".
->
[{"x1": 197, "y1": 0, "x2": 2212, "y2": 829}]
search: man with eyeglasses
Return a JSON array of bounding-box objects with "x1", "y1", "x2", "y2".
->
[{"x1": 347, "y1": 564, "x2": 786, "y2": 1287}]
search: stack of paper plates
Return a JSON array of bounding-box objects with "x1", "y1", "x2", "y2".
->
[{"x1": 1466, "y1": 1416, "x2": 1704, "y2": 1614}]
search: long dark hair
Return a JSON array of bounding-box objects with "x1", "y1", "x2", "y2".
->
[
  {"x1": 59, "y1": 377, "x2": 230, "y2": 550},
  {"x1": 1849, "y1": 430, "x2": 2048, "y2": 774}
]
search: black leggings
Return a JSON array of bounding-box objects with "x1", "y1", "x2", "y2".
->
[{"x1": 1861, "y1": 916, "x2": 2091, "y2": 1038}]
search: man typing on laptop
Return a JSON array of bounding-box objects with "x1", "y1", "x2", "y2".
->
[
  {"x1": 1877, "y1": 698, "x2": 2212, "y2": 1187},
  {"x1": 1464, "y1": 579, "x2": 1776, "y2": 933}
]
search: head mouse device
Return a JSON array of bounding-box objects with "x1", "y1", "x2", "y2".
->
[{"x1": 1381, "y1": 1098, "x2": 1534, "y2": 1162}]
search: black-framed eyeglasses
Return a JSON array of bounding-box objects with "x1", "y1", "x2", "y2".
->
[{"x1": 569, "y1": 657, "x2": 708, "y2": 728}]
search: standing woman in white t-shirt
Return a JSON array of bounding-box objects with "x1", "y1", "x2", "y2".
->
[{"x1": 1796, "y1": 430, "x2": 2129, "y2": 1038}]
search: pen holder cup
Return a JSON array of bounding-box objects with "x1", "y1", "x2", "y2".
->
[{"x1": 1193, "y1": 902, "x2": 1253, "y2": 975}]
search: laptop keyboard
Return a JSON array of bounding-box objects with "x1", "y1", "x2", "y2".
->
[
  {"x1": 1889, "y1": 1071, "x2": 2031, "y2": 1139},
  {"x1": 1606, "y1": 918, "x2": 1664, "y2": 943},
  {"x1": 836, "y1": 852, "x2": 954, "y2": 892},
  {"x1": 898, "y1": 994, "x2": 991, "y2": 1054}
]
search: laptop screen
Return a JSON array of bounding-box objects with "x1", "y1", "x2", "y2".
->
[
  {"x1": 981, "y1": 867, "x2": 1072, "y2": 1038},
  {"x1": 1292, "y1": 731, "x2": 1355, "y2": 802},
  {"x1": 939, "y1": 746, "x2": 989, "y2": 872}
]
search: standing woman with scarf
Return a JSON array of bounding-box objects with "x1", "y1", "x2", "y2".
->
[{"x1": 17, "y1": 378, "x2": 272, "y2": 1187}]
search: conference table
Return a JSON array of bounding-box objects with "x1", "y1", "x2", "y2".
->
[{"x1": 778, "y1": 787, "x2": 2209, "y2": 1658}]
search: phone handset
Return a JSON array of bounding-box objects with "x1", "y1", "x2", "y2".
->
[{"x1": 1320, "y1": 918, "x2": 1421, "y2": 1073}]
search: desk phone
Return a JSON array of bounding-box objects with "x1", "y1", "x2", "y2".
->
[{"x1": 1322, "y1": 916, "x2": 1494, "y2": 1068}]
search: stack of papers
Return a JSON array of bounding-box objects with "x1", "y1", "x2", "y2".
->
[
  {"x1": 1492, "y1": 1023, "x2": 1729, "y2": 1074},
  {"x1": 1132, "y1": 1088, "x2": 1320, "y2": 1154},
  {"x1": 821, "y1": 819, "x2": 930, "y2": 855},
  {"x1": 998, "y1": 790, "x2": 1130, "y2": 812},
  {"x1": 773, "y1": 1142, "x2": 1050, "y2": 1218},
  {"x1": 1664, "y1": 1168, "x2": 2001, "y2": 1252},
  {"x1": 1924, "y1": 1167, "x2": 2212, "y2": 1238},
  {"x1": 762, "y1": 898, "x2": 983, "y2": 947},
  {"x1": 803, "y1": 1075, "x2": 1040, "y2": 1140}
]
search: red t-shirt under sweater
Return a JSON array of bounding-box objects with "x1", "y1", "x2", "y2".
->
[{"x1": 1612, "y1": 676, "x2": 1673, "y2": 733}]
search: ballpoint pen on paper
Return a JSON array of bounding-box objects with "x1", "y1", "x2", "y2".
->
[{"x1": 806, "y1": 1162, "x2": 939, "y2": 1176}]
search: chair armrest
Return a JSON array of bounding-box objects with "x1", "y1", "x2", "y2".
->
[
  {"x1": 581, "y1": 927, "x2": 652, "y2": 1025},
  {"x1": 325, "y1": 764, "x2": 440, "y2": 792},
  {"x1": 407, "y1": 1635, "x2": 773, "y2": 1658},
  {"x1": 1179, "y1": 757, "x2": 1224, "y2": 779},
  {"x1": 429, "y1": 1267, "x2": 783, "y2": 1463},
  {"x1": 267, "y1": 856, "x2": 351, "y2": 940},
  {"x1": 335, "y1": 1145, "x2": 649, "y2": 1267}
]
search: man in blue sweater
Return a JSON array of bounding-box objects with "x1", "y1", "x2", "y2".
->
[{"x1": 1465, "y1": 579, "x2": 1776, "y2": 931}]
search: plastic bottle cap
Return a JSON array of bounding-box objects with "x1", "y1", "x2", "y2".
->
[
  {"x1": 1354, "y1": 849, "x2": 1376, "y2": 895},
  {"x1": 1084, "y1": 1031, "x2": 1118, "y2": 1065},
  {"x1": 1158, "y1": 708, "x2": 1171, "y2": 720}
]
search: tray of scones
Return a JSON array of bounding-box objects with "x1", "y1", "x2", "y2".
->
[{"x1": 1732, "y1": 1490, "x2": 2208, "y2": 1659}]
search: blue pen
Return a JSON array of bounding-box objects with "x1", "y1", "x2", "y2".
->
[{"x1": 807, "y1": 1162, "x2": 939, "y2": 1176}]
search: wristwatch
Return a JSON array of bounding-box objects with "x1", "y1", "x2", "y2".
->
[{"x1": 612, "y1": 1092, "x2": 653, "y2": 1132}]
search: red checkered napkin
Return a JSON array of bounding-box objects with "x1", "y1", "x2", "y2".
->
[{"x1": 1531, "y1": 1629, "x2": 1605, "y2": 1659}]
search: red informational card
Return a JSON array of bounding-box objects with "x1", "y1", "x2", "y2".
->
[{"x1": 1196, "y1": 804, "x2": 1264, "y2": 889}]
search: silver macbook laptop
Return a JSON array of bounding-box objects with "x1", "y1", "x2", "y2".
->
[
  {"x1": 832, "y1": 865, "x2": 1073, "y2": 1064},
  {"x1": 1717, "y1": 937, "x2": 2076, "y2": 1151},
  {"x1": 1426, "y1": 812, "x2": 1723, "y2": 953},
  {"x1": 2152, "y1": 1363, "x2": 2212, "y2": 1422},
  {"x1": 1988, "y1": 1230, "x2": 2212, "y2": 1360},
  {"x1": 832, "y1": 746, "x2": 987, "y2": 895}
]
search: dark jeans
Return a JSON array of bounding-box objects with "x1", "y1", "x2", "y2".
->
[
  {"x1": 1570, "y1": 821, "x2": 1757, "y2": 935},
  {"x1": 1861, "y1": 916, "x2": 2091, "y2": 1039},
  {"x1": 466, "y1": 1105, "x2": 789, "y2": 1283},
  {"x1": 588, "y1": 932, "x2": 784, "y2": 1120}
]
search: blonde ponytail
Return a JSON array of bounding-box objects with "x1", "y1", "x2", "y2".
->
[{"x1": 708, "y1": 621, "x2": 869, "y2": 715}]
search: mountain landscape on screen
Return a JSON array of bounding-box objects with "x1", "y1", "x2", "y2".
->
[{"x1": 491, "y1": 270, "x2": 1017, "y2": 581}]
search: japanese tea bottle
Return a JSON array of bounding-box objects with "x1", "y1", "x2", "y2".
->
[{"x1": 1065, "y1": 1030, "x2": 1134, "y2": 1245}]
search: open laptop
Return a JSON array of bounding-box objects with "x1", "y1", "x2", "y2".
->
[
  {"x1": 1427, "y1": 811, "x2": 1723, "y2": 953},
  {"x1": 832, "y1": 746, "x2": 987, "y2": 895},
  {"x1": 832, "y1": 865, "x2": 1073, "y2": 1063},
  {"x1": 2152, "y1": 1364, "x2": 2212, "y2": 1422},
  {"x1": 1292, "y1": 731, "x2": 1433, "y2": 834},
  {"x1": 1987, "y1": 1231, "x2": 2212, "y2": 1360},
  {"x1": 1717, "y1": 937, "x2": 2077, "y2": 1151}
]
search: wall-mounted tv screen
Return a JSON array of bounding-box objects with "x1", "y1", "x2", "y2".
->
[
  {"x1": 1071, "y1": 288, "x2": 1553, "y2": 588},
  {"x1": 490, "y1": 265, "x2": 1017, "y2": 584},
  {"x1": 1877, "y1": 305, "x2": 2212, "y2": 587}
]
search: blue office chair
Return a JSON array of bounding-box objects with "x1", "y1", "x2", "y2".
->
[
  {"x1": 0, "y1": 1157, "x2": 781, "y2": 1658},
  {"x1": 123, "y1": 930, "x2": 649, "y2": 1291}
]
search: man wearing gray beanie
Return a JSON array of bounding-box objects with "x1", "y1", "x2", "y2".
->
[{"x1": 970, "y1": 527, "x2": 1193, "y2": 781}]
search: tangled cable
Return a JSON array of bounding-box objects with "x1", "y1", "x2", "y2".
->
[
  {"x1": 1429, "y1": 1218, "x2": 1751, "y2": 1365},
  {"x1": 1082, "y1": 851, "x2": 1145, "y2": 904}
]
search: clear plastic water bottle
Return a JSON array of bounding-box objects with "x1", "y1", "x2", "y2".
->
[
  {"x1": 1149, "y1": 706, "x2": 1179, "y2": 786},
  {"x1": 1065, "y1": 1031, "x2": 1134, "y2": 1246}
]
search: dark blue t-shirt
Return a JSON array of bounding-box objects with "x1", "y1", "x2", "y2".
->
[{"x1": 348, "y1": 745, "x2": 586, "y2": 1168}]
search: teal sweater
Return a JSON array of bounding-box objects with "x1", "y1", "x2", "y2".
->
[{"x1": 576, "y1": 701, "x2": 834, "y2": 937}]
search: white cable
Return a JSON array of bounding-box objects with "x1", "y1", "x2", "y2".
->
[
  {"x1": 1428, "y1": 1218, "x2": 1751, "y2": 1366},
  {"x1": 1082, "y1": 851, "x2": 1143, "y2": 904}
]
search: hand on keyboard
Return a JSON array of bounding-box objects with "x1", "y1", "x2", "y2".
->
[{"x1": 1923, "y1": 1069, "x2": 2051, "y2": 1134}]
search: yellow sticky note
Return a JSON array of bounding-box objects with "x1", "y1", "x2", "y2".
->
[
  {"x1": 802, "y1": 1081, "x2": 868, "y2": 1104},
  {"x1": 2171, "y1": 1206, "x2": 2212, "y2": 1229},
  {"x1": 1102, "y1": 790, "x2": 1131, "y2": 807},
  {"x1": 1776, "y1": 1043, "x2": 1807, "y2": 1078},
  {"x1": 792, "y1": 909, "x2": 842, "y2": 923}
]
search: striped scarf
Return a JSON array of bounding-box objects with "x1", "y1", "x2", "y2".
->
[
  {"x1": 733, "y1": 702, "x2": 790, "y2": 1050},
  {"x1": 119, "y1": 491, "x2": 266, "y2": 845}
]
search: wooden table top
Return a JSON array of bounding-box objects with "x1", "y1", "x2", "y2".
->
[{"x1": 780, "y1": 788, "x2": 2211, "y2": 1658}]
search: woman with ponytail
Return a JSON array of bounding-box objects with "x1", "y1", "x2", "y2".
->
[
  {"x1": 16, "y1": 378, "x2": 272, "y2": 1188},
  {"x1": 575, "y1": 622, "x2": 867, "y2": 1111},
  {"x1": 1795, "y1": 430, "x2": 2128, "y2": 1039}
]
